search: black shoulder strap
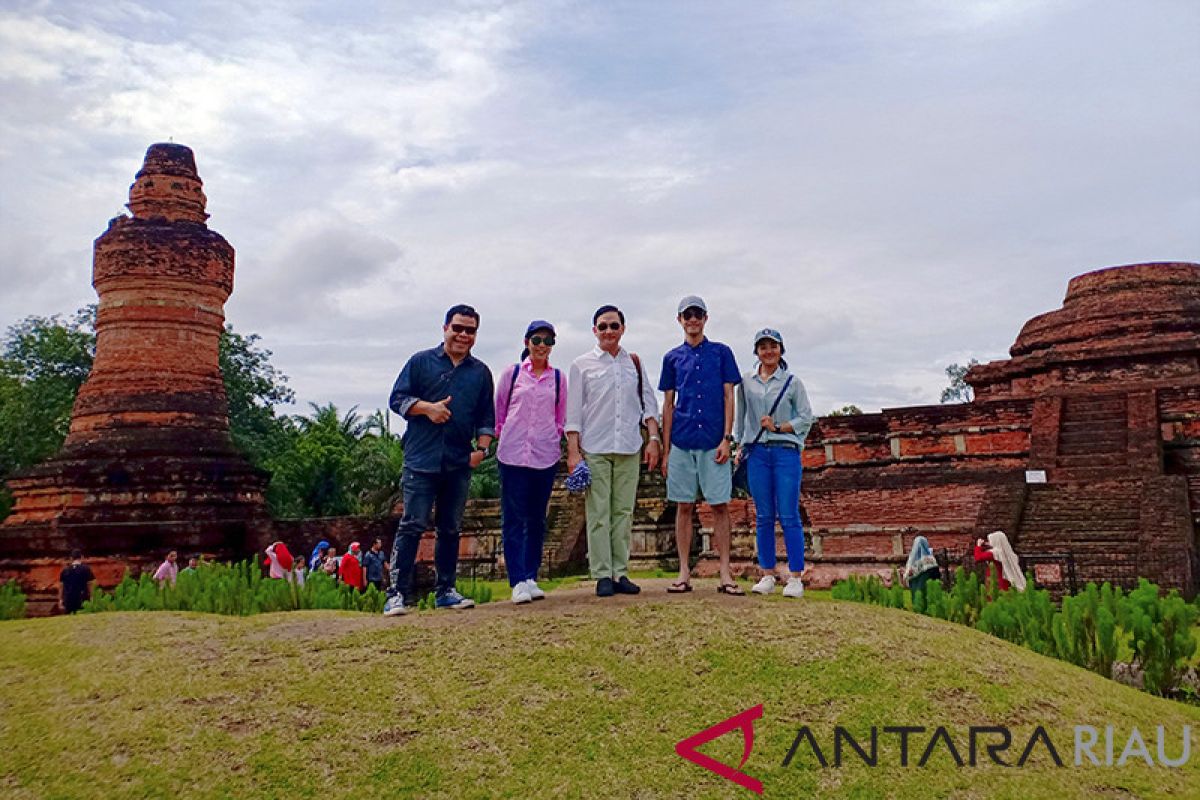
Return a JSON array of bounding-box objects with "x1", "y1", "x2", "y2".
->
[
  {"x1": 555, "y1": 368, "x2": 561, "y2": 405},
  {"x1": 505, "y1": 364, "x2": 520, "y2": 413},
  {"x1": 630, "y1": 353, "x2": 645, "y2": 413},
  {"x1": 751, "y1": 375, "x2": 794, "y2": 446}
]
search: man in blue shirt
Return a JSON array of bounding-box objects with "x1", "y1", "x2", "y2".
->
[
  {"x1": 659, "y1": 296, "x2": 743, "y2": 594},
  {"x1": 384, "y1": 304, "x2": 495, "y2": 615}
]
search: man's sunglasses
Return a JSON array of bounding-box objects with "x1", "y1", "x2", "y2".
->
[
  {"x1": 595, "y1": 322, "x2": 622, "y2": 332},
  {"x1": 449, "y1": 324, "x2": 478, "y2": 335},
  {"x1": 680, "y1": 308, "x2": 706, "y2": 321},
  {"x1": 528, "y1": 335, "x2": 556, "y2": 346}
]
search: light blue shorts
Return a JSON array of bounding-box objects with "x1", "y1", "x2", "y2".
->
[{"x1": 667, "y1": 446, "x2": 732, "y2": 505}]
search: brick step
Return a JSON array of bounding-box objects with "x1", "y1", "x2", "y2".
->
[
  {"x1": 1055, "y1": 453, "x2": 1129, "y2": 468},
  {"x1": 1059, "y1": 419, "x2": 1129, "y2": 434},
  {"x1": 1049, "y1": 467, "x2": 1139, "y2": 482},
  {"x1": 1057, "y1": 434, "x2": 1127, "y2": 453},
  {"x1": 1020, "y1": 525, "x2": 1140, "y2": 536},
  {"x1": 1062, "y1": 397, "x2": 1127, "y2": 413},
  {"x1": 1059, "y1": 410, "x2": 1127, "y2": 425}
]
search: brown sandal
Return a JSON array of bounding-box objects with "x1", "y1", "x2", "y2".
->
[
  {"x1": 717, "y1": 583, "x2": 745, "y2": 596},
  {"x1": 667, "y1": 580, "x2": 693, "y2": 593}
]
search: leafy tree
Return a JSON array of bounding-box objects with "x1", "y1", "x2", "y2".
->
[
  {"x1": 827, "y1": 404, "x2": 863, "y2": 417},
  {"x1": 219, "y1": 325, "x2": 295, "y2": 466},
  {"x1": 940, "y1": 359, "x2": 979, "y2": 403},
  {"x1": 0, "y1": 307, "x2": 96, "y2": 517}
]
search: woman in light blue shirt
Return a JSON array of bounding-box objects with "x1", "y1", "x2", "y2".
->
[{"x1": 735, "y1": 328, "x2": 814, "y2": 598}]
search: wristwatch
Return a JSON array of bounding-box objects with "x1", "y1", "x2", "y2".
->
[
  {"x1": 725, "y1": 434, "x2": 736, "y2": 444},
  {"x1": 648, "y1": 434, "x2": 662, "y2": 443},
  {"x1": 474, "y1": 445, "x2": 488, "y2": 454},
  {"x1": 772, "y1": 422, "x2": 782, "y2": 433}
]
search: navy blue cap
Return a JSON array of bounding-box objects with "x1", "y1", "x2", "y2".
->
[{"x1": 525, "y1": 319, "x2": 555, "y2": 338}]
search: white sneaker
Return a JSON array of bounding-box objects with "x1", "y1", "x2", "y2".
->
[
  {"x1": 382, "y1": 595, "x2": 408, "y2": 616},
  {"x1": 512, "y1": 584, "x2": 533, "y2": 605},
  {"x1": 783, "y1": 577, "x2": 804, "y2": 598},
  {"x1": 751, "y1": 575, "x2": 777, "y2": 595},
  {"x1": 524, "y1": 579, "x2": 546, "y2": 601}
]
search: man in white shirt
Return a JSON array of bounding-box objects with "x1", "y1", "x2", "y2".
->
[{"x1": 566, "y1": 305, "x2": 662, "y2": 597}]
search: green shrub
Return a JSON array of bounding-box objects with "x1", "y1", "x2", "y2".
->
[
  {"x1": 82, "y1": 560, "x2": 386, "y2": 617},
  {"x1": 1120, "y1": 579, "x2": 1199, "y2": 696},
  {"x1": 0, "y1": 580, "x2": 26, "y2": 620}
]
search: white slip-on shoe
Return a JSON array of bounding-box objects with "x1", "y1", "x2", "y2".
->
[
  {"x1": 382, "y1": 595, "x2": 408, "y2": 616},
  {"x1": 524, "y1": 579, "x2": 546, "y2": 601},
  {"x1": 783, "y1": 577, "x2": 805, "y2": 598},
  {"x1": 751, "y1": 575, "x2": 777, "y2": 595},
  {"x1": 512, "y1": 584, "x2": 533, "y2": 605}
]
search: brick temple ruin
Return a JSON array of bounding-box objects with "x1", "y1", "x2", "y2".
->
[
  {"x1": 1, "y1": 142, "x2": 1197, "y2": 612},
  {"x1": 0, "y1": 144, "x2": 271, "y2": 605}
]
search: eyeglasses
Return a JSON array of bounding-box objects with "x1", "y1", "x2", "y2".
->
[
  {"x1": 680, "y1": 308, "x2": 706, "y2": 321},
  {"x1": 596, "y1": 322, "x2": 622, "y2": 332},
  {"x1": 449, "y1": 324, "x2": 477, "y2": 335},
  {"x1": 528, "y1": 335, "x2": 556, "y2": 346}
]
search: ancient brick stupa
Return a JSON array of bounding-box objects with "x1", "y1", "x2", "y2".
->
[{"x1": 0, "y1": 144, "x2": 269, "y2": 607}]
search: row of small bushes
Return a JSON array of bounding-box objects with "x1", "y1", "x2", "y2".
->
[
  {"x1": 832, "y1": 569, "x2": 1198, "y2": 696},
  {"x1": 0, "y1": 580, "x2": 26, "y2": 620},
  {"x1": 80, "y1": 560, "x2": 491, "y2": 616}
]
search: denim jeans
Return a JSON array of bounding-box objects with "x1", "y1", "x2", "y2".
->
[
  {"x1": 746, "y1": 444, "x2": 805, "y2": 572},
  {"x1": 389, "y1": 466, "x2": 472, "y2": 601},
  {"x1": 499, "y1": 463, "x2": 558, "y2": 586}
]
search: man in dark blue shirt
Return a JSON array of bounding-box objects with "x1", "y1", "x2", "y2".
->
[
  {"x1": 659, "y1": 295, "x2": 742, "y2": 594},
  {"x1": 384, "y1": 304, "x2": 495, "y2": 615}
]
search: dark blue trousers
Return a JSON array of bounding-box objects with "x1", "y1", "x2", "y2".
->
[
  {"x1": 499, "y1": 463, "x2": 557, "y2": 586},
  {"x1": 389, "y1": 466, "x2": 472, "y2": 601}
]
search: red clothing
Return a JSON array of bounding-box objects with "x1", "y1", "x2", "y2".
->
[
  {"x1": 339, "y1": 552, "x2": 365, "y2": 590},
  {"x1": 974, "y1": 545, "x2": 1011, "y2": 590}
]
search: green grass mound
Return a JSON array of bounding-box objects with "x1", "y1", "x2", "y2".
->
[{"x1": 1, "y1": 581, "x2": 1197, "y2": 799}]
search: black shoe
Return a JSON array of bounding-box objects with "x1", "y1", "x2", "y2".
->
[
  {"x1": 596, "y1": 577, "x2": 615, "y2": 597},
  {"x1": 614, "y1": 576, "x2": 641, "y2": 595}
]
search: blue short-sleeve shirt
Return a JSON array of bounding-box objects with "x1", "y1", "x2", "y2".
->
[{"x1": 658, "y1": 338, "x2": 741, "y2": 451}]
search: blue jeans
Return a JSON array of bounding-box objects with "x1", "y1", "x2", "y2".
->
[
  {"x1": 499, "y1": 463, "x2": 557, "y2": 586},
  {"x1": 746, "y1": 445, "x2": 805, "y2": 572},
  {"x1": 389, "y1": 466, "x2": 472, "y2": 601}
]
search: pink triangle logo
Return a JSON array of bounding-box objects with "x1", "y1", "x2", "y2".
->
[{"x1": 674, "y1": 704, "x2": 764, "y2": 794}]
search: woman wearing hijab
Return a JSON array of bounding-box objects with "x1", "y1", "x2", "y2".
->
[
  {"x1": 264, "y1": 541, "x2": 294, "y2": 579},
  {"x1": 736, "y1": 328, "x2": 814, "y2": 599},
  {"x1": 974, "y1": 530, "x2": 1026, "y2": 594},
  {"x1": 339, "y1": 542, "x2": 366, "y2": 591},
  {"x1": 902, "y1": 536, "x2": 940, "y2": 598},
  {"x1": 309, "y1": 540, "x2": 330, "y2": 572},
  {"x1": 494, "y1": 320, "x2": 567, "y2": 605}
]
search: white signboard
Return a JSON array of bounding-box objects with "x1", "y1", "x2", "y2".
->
[{"x1": 1025, "y1": 470, "x2": 1047, "y2": 484}]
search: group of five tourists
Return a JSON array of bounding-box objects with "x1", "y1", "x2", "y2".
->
[{"x1": 380, "y1": 297, "x2": 813, "y2": 616}]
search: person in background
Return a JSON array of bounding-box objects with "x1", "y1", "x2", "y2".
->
[
  {"x1": 659, "y1": 296, "x2": 742, "y2": 595},
  {"x1": 264, "y1": 541, "x2": 294, "y2": 579},
  {"x1": 362, "y1": 537, "x2": 388, "y2": 593},
  {"x1": 902, "y1": 536, "x2": 941, "y2": 598},
  {"x1": 322, "y1": 546, "x2": 340, "y2": 580},
  {"x1": 309, "y1": 540, "x2": 330, "y2": 572},
  {"x1": 565, "y1": 304, "x2": 661, "y2": 598},
  {"x1": 153, "y1": 550, "x2": 179, "y2": 587},
  {"x1": 339, "y1": 542, "x2": 366, "y2": 591},
  {"x1": 384, "y1": 304, "x2": 496, "y2": 615},
  {"x1": 974, "y1": 530, "x2": 1026, "y2": 594},
  {"x1": 180, "y1": 555, "x2": 200, "y2": 576},
  {"x1": 289, "y1": 557, "x2": 307, "y2": 588},
  {"x1": 58, "y1": 549, "x2": 95, "y2": 614},
  {"x1": 737, "y1": 328, "x2": 813, "y2": 599},
  {"x1": 495, "y1": 320, "x2": 567, "y2": 605}
]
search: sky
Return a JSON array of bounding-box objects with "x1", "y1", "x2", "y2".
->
[{"x1": 1, "y1": 0, "x2": 1197, "y2": 425}]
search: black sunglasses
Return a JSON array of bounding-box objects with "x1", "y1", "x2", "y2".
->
[
  {"x1": 680, "y1": 308, "x2": 706, "y2": 321},
  {"x1": 595, "y1": 322, "x2": 622, "y2": 332},
  {"x1": 449, "y1": 324, "x2": 477, "y2": 335},
  {"x1": 528, "y1": 335, "x2": 556, "y2": 346}
]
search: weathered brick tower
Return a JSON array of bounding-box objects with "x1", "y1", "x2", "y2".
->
[{"x1": 0, "y1": 144, "x2": 269, "y2": 607}]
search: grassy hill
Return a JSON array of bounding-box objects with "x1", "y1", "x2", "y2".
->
[{"x1": 1, "y1": 580, "x2": 1197, "y2": 799}]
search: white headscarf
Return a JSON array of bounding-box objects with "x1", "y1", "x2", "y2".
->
[{"x1": 987, "y1": 530, "x2": 1026, "y2": 591}]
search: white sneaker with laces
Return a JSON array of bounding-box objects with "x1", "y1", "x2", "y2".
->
[
  {"x1": 783, "y1": 577, "x2": 804, "y2": 598},
  {"x1": 751, "y1": 575, "x2": 777, "y2": 595},
  {"x1": 382, "y1": 595, "x2": 408, "y2": 616},
  {"x1": 512, "y1": 584, "x2": 532, "y2": 605},
  {"x1": 524, "y1": 579, "x2": 546, "y2": 600}
]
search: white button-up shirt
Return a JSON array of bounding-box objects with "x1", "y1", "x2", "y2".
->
[{"x1": 566, "y1": 345, "x2": 660, "y2": 455}]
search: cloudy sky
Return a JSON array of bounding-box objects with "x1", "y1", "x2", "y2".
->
[{"x1": 2, "y1": 0, "x2": 1197, "y2": 424}]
